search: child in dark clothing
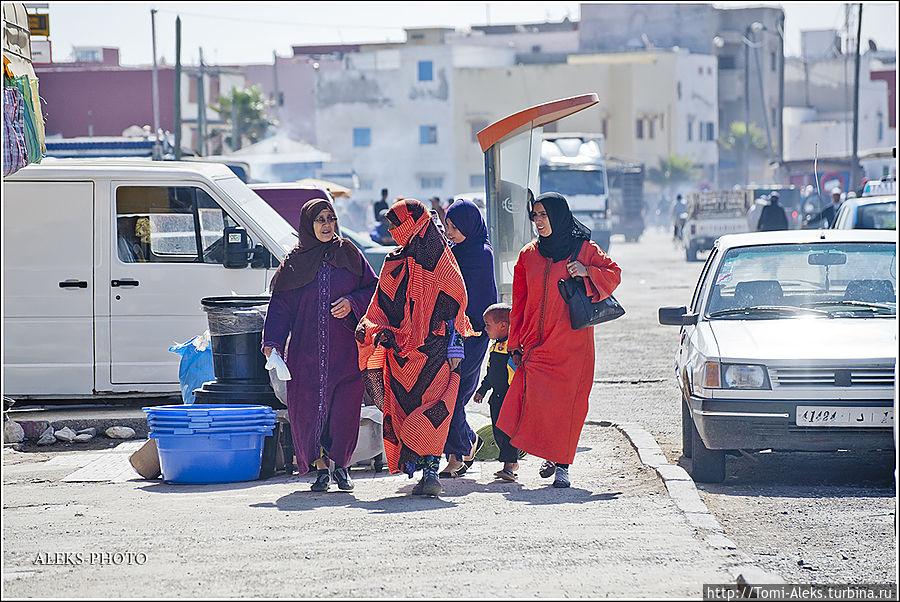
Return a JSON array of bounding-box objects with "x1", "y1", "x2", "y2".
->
[{"x1": 473, "y1": 303, "x2": 520, "y2": 481}]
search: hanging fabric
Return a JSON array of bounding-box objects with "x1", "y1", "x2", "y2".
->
[{"x1": 3, "y1": 85, "x2": 28, "y2": 175}]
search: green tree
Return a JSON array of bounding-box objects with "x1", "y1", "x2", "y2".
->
[
  {"x1": 210, "y1": 85, "x2": 277, "y2": 151},
  {"x1": 717, "y1": 121, "x2": 767, "y2": 156},
  {"x1": 646, "y1": 154, "x2": 701, "y2": 195}
]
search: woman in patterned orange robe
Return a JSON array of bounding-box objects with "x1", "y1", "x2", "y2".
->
[
  {"x1": 356, "y1": 199, "x2": 474, "y2": 496},
  {"x1": 497, "y1": 192, "x2": 621, "y2": 488}
]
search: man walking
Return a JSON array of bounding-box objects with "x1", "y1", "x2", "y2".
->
[
  {"x1": 372, "y1": 188, "x2": 389, "y2": 221},
  {"x1": 756, "y1": 192, "x2": 789, "y2": 231}
]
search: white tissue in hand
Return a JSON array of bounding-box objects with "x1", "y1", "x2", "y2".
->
[{"x1": 265, "y1": 352, "x2": 292, "y2": 381}]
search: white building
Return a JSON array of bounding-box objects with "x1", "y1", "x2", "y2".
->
[{"x1": 315, "y1": 37, "x2": 718, "y2": 203}]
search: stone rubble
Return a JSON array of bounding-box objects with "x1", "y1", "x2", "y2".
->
[
  {"x1": 4, "y1": 420, "x2": 26, "y2": 444},
  {"x1": 54, "y1": 427, "x2": 77, "y2": 443},
  {"x1": 36, "y1": 427, "x2": 56, "y2": 446},
  {"x1": 105, "y1": 426, "x2": 136, "y2": 439}
]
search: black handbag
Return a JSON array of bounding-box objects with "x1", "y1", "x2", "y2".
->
[{"x1": 557, "y1": 241, "x2": 625, "y2": 329}]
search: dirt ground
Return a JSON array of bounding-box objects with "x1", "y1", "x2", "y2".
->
[{"x1": 2, "y1": 424, "x2": 749, "y2": 599}]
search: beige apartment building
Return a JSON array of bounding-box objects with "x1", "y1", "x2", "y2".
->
[{"x1": 452, "y1": 49, "x2": 720, "y2": 196}]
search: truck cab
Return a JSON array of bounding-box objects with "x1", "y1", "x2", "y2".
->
[{"x1": 539, "y1": 133, "x2": 612, "y2": 252}]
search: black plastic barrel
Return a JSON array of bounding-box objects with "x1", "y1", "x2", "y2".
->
[
  {"x1": 193, "y1": 296, "x2": 283, "y2": 410},
  {"x1": 192, "y1": 295, "x2": 288, "y2": 478}
]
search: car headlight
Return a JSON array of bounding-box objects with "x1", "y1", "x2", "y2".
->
[{"x1": 703, "y1": 361, "x2": 770, "y2": 389}]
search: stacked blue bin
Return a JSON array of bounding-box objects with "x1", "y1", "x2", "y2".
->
[{"x1": 144, "y1": 404, "x2": 277, "y2": 484}]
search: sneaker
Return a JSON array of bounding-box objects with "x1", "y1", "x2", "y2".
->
[
  {"x1": 310, "y1": 469, "x2": 330, "y2": 492},
  {"x1": 539, "y1": 460, "x2": 557, "y2": 478},
  {"x1": 552, "y1": 466, "x2": 570, "y2": 488},
  {"x1": 332, "y1": 466, "x2": 354, "y2": 491},
  {"x1": 420, "y1": 473, "x2": 442, "y2": 496}
]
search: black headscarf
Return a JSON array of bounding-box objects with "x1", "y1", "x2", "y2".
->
[{"x1": 531, "y1": 191, "x2": 592, "y2": 262}]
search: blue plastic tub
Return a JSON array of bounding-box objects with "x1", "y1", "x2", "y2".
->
[
  {"x1": 151, "y1": 431, "x2": 271, "y2": 484},
  {"x1": 147, "y1": 417, "x2": 275, "y2": 429},
  {"x1": 149, "y1": 425, "x2": 275, "y2": 436},
  {"x1": 143, "y1": 404, "x2": 275, "y2": 418}
]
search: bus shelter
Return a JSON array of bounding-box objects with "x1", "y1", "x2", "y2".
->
[{"x1": 476, "y1": 94, "x2": 598, "y2": 300}]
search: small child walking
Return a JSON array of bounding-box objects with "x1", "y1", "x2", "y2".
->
[{"x1": 473, "y1": 303, "x2": 520, "y2": 481}]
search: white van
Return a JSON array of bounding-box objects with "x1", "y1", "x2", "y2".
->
[{"x1": 2, "y1": 159, "x2": 297, "y2": 401}]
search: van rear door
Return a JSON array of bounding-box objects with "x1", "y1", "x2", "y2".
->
[
  {"x1": 107, "y1": 181, "x2": 270, "y2": 386},
  {"x1": 3, "y1": 181, "x2": 95, "y2": 396}
]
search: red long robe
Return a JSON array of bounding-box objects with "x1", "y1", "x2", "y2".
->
[{"x1": 497, "y1": 239, "x2": 622, "y2": 464}]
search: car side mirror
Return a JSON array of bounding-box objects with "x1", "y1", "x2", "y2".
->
[
  {"x1": 223, "y1": 226, "x2": 252, "y2": 269},
  {"x1": 659, "y1": 305, "x2": 697, "y2": 326}
]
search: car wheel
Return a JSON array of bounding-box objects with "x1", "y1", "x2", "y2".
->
[
  {"x1": 681, "y1": 397, "x2": 693, "y2": 458},
  {"x1": 690, "y1": 416, "x2": 725, "y2": 483}
]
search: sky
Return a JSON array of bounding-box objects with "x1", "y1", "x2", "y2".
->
[{"x1": 38, "y1": 1, "x2": 899, "y2": 66}]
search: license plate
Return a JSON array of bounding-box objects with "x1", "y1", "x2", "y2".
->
[{"x1": 796, "y1": 406, "x2": 894, "y2": 427}]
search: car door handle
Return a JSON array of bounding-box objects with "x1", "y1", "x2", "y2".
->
[
  {"x1": 111, "y1": 279, "x2": 140, "y2": 287},
  {"x1": 59, "y1": 280, "x2": 88, "y2": 289}
]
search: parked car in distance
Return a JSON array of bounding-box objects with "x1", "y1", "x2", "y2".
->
[
  {"x1": 659, "y1": 229, "x2": 896, "y2": 482},
  {"x1": 249, "y1": 183, "x2": 392, "y2": 275},
  {"x1": 830, "y1": 195, "x2": 896, "y2": 230}
]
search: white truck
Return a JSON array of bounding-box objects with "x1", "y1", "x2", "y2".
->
[
  {"x1": 681, "y1": 189, "x2": 753, "y2": 261},
  {"x1": 2, "y1": 159, "x2": 297, "y2": 401},
  {"x1": 539, "y1": 133, "x2": 613, "y2": 251}
]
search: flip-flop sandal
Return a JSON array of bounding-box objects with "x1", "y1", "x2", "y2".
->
[
  {"x1": 438, "y1": 464, "x2": 468, "y2": 478},
  {"x1": 462, "y1": 435, "x2": 484, "y2": 468},
  {"x1": 494, "y1": 468, "x2": 517, "y2": 482}
]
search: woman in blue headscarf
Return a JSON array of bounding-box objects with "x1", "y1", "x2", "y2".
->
[{"x1": 439, "y1": 199, "x2": 497, "y2": 477}]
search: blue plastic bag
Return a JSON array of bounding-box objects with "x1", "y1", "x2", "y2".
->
[{"x1": 168, "y1": 331, "x2": 214, "y2": 405}]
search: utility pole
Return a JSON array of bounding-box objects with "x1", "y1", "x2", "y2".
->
[
  {"x1": 743, "y1": 26, "x2": 751, "y2": 186},
  {"x1": 272, "y1": 50, "x2": 280, "y2": 124},
  {"x1": 150, "y1": 8, "x2": 161, "y2": 159},
  {"x1": 850, "y1": 3, "x2": 862, "y2": 192},
  {"x1": 231, "y1": 87, "x2": 239, "y2": 151},
  {"x1": 777, "y1": 12, "x2": 785, "y2": 182},
  {"x1": 197, "y1": 47, "x2": 206, "y2": 156},
  {"x1": 174, "y1": 16, "x2": 182, "y2": 159}
]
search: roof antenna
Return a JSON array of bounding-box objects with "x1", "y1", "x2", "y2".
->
[{"x1": 813, "y1": 143, "x2": 821, "y2": 203}]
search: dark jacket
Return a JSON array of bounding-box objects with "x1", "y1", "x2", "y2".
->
[
  {"x1": 476, "y1": 338, "x2": 514, "y2": 405},
  {"x1": 757, "y1": 201, "x2": 788, "y2": 231}
]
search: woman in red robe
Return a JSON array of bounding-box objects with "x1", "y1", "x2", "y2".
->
[{"x1": 496, "y1": 192, "x2": 621, "y2": 488}]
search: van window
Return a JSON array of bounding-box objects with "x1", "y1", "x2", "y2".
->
[{"x1": 116, "y1": 186, "x2": 238, "y2": 264}]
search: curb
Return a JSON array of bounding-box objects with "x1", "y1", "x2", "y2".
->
[{"x1": 591, "y1": 420, "x2": 785, "y2": 586}]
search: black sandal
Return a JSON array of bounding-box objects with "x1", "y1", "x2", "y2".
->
[{"x1": 438, "y1": 463, "x2": 468, "y2": 478}]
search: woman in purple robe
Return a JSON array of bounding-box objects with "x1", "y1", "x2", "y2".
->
[{"x1": 262, "y1": 198, "x2": 378, "y2": 493}]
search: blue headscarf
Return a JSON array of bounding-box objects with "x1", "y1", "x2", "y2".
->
[{"x1": 445, "y1": 199, "x2": 497, "y2": 331}]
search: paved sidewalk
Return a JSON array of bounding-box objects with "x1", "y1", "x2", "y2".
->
[{"x1": 2, "y1": 407, "x2": 776, "y2": 599}]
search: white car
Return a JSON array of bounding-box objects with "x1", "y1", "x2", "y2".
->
[{"x1": 659, "y1": 229, "x2": 896, "y2": 482}]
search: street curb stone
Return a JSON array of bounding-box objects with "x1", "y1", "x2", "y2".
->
[{"x1": 610, "y1": 420, "x2": 786, "y2": 585}]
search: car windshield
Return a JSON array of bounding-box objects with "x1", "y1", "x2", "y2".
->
[
  {"x1": 539, "y1": 168, "x2": 607, "y2": 196},
  {"x1": 706, "y1": 242, "x2": 896, "y2": 318}
]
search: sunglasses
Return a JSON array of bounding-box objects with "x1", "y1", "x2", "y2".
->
[{"x1": 313, "y1": 216, "x2": 338, "y2": 225}]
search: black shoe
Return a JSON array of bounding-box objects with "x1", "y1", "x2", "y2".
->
[
  {"x1": 332, "y1": 466, "x2": 354, "y2": 491},
  {"x1": 421, "y1": 473, "x2": 442, "y2": 496},
  {"x1": 411, "y1": 473, "x2": 442, "y2": 496},
  {"x1": 310, "y1": 469, "x2": 330, "y2": 492},
  {"x1": 552, "y1": 466, "x2": 570, "y2": 488},
  {"x1": 539, "y1": 460, "x2": 557, "y2": 478}
]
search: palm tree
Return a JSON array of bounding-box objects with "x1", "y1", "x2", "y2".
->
[
  {"x1": 210, "y1": 85, "x2": 277, "y2": 152},
  {"x1": 646, "y1": 154, "x2": 701, "y2": 196}
]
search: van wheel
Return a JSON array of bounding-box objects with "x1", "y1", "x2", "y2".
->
[
  {"x1": 681, "y1": 397, "x2": 693, "y2": 458},
  {"x1": 690, "y1": 417, "x2": 725, "y2": 483},
  {"x1": 686, "y1": 244, "x2": 698, "y2": 262}
]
